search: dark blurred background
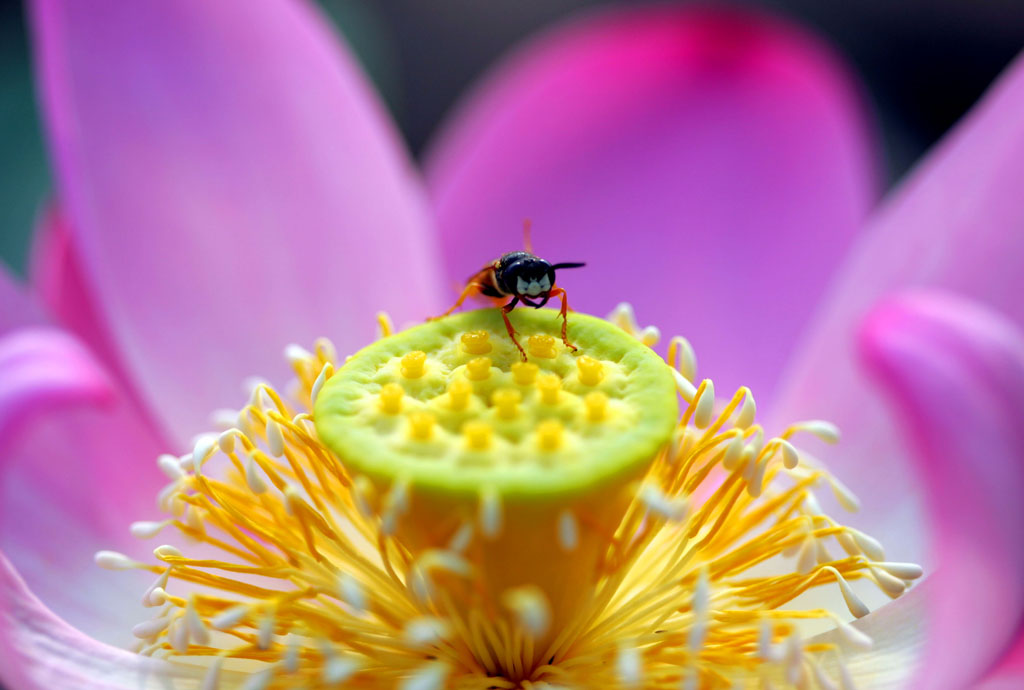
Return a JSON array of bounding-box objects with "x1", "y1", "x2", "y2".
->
[{"x1": 1, "y1": 0, "x2": 1022, "y2": 276}]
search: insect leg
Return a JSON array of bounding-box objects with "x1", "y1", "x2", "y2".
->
[
  {"x1": 501, "y1": 296, "x2": 527, "y2": 361},
  {"x1": 549, "y1": 287, "x2": 577, "y2": 352},
  {"x1": 431, "y1": 282, "x2": 487, "y2": 320}
]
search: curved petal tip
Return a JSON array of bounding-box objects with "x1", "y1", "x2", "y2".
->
[
  {"x1": 0, "y1": 327, "x2": 113, "y2": 441},
  {"x1": 859, "y1": 290, "x2": 1024, "y2": 689}
]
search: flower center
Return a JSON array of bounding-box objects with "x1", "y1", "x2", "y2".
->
[{"x1": 99, "y1": 305, "x2": 922, "y2": 690}]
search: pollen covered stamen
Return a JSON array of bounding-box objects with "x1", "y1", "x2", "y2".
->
[{"x1": 104, "y1": 307, "x2": 919, "y2": 690}]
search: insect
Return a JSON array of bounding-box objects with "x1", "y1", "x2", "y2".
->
[{"x1": 434, "y1": 221, "x2": 585, "y2": 360}]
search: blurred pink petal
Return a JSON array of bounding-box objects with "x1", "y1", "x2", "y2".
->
[
  {"x1": 0, "y1": 327, "x2": 111, "y2": 439},
  {"x1": 0, "y1": 551, "x2": 219, "y2": 690},
  {"x1": 426, "y1": 6, "x2": 878, "y2": 401},
  {"x1": 0, "y1": 330, "x2": 168, "y2": 645},
  {"x1": 29, "y1": 0, "x2": 445, "y2": 444},
  {"x1": 860, "y1": 290, "x2": 1024, "y2": 690},
  {"x1": 29, "y1": 205, "x2": 127, "y2": 383},
  {"x1": 0, "y1": 262, "x2": 44, "y2": 332},
  {"x1": 978, "y1": 631, "x2": 1024, "y2": 690},
  {"x1": 771, "y1": 51, "x2": 1024, "y2": 564}
]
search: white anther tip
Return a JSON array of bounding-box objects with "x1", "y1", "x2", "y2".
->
[
  {"x1": 804, "y1": 419, "x2": 841, "y2": 444},
  {"x1": 828, "y1": 567, "x2": 870, "y2": 618},
  {"x1": 311, "y1": 363, "x2": 333, "y2": 405},
  {"x1": 722, "y1": 435, "x2": 744, "y2": 470},
  {"x1": 835, "y1": 621, "x2": 874, "y2": 651},
  {"x1": 780, "y1": 440, "x2": 799, "y2": 469},
  {"x1": 216, "y1": 430, "x2": 236, "y2": 454},
  {"x1": 479, "y1": 488, "x2": 503, "y2": 539},
  {"x1": 132, "y1": 616, "x2": 172, "y2": 639},
  {"x1": 830, "y1": 478, "x2": 861, "y2": 513},
  {"x1": 95, "y1": 550, "x2": 139, "y2": 570},
  {"x1": 758, "y1": 620, "x2": 778, "y2": 661},
  {"x1": 130, "y1": 521, "x2": 167, "y2": 539},
  {"x1": 639, "y1": 482, "x2": 689, "y2": 521},
  {"x1": 399, "y1": 662, "x2": 450, "y2": 690},
  {"x1": 211, "y1": 605, "x2": 249, "y2": 631},
  {"x1": 850, "y1": 528, "x2": 885, "y2": 561},
  {"x1": 338, "y1": 572, "x2": 367, "y2": 613},
  {"x1": 405, "y1": 617, "x2": 450, "y2": 646},
  {"x1": 154, "y1": 544, "x2": 183, "y2": 560},
  {"x1": 671, "y1": 369, "x2": 697, "y2": 403},
  {"x1": 192, "y1": 434, "x2": 217, "y2": 463},
  {"x1": 878, "y1": 561, "x2": 923, "y2": 580},
  {"x1": 245, "y1": 457, "x2": 268, "y2": 494},
  {"x1": 200, "y1": 657, "x2": 224, "y2": 690},
  {"x1": 265, "y1": 419, "x2": 285, "y2": 457},
  {"x1": 156, "y1": 454, "x2": 185, "y2": 480},
  {"x1": 692, "y1": 568, "x2": 711, "y2": 616},
  {"x1": 615, "y1": 644, "x2": 643, "y2": 687},
  {"x1": 638, "y1": 325, "x2": 660, "y2": 347},
  {"x1": 693, "y1": 380, "x2": 715, "y2": 428},
  {"x1": 144, "y1": 587, "x2": 168, "y2": 607},
  {"x1": 448, "y1": 523, "x2": 474, "y2": 553},
  {"x1": 284, "y1": 343, "x2": 313, "y2": 364},
  {"x1": 736, "y1": 393, "x2": 756, "y2": 429},
  {"x1": 557, "y1": 510, "x2": 579, "y2": 551}
]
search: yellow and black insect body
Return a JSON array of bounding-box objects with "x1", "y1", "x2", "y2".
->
[{"x1": 434, "y1": 223, "x2": 585, "y2": 360}]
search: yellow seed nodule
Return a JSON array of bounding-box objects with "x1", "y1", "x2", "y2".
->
[
  {"x1": 584, "y1": 391, "x2": 608, "y2": 422},
  {"x1": 528, "y1": 334, "x2": 557, "y2": 359},
  {"x1": 461, "y1": 330, "x2": 492, "y2": 354},
  {"x1": 537, "y1": 373, "x2": 561, "y2": 405},
  {"x1": 401, "y1": 350, "x2": 427, "y2": 378},
  {"x1": 463, "y1": 420, "x2": 492, "y2": 450},
  {"x1": 511, "y1": 361, "x2": 538, "y2": 386},
  {"x1": 379, "y1": 382, "x2": 404, "y2": 414},
  {"x1": 577, "y1": 355, "x2": 604, "y2": 386},
  {"x1": 466, "y1": 356, "x2": 492, "y2": 381},
  {"x1": 492, "y1": 388, "x2": 522, "y2": 419},
  {"x1": 448, "y1": 379, "x2": 473, "y2": 410},
  {"x1": 408, "y1": 411, "x2": 435, "y2": 440}
]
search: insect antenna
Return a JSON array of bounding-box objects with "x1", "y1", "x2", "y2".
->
[
  {"x1": 522, "y1": 218, "x2": 534, "y2": 254},
  {"x1": 550, "y1": 262, "x2": 586, "y2": 270}
]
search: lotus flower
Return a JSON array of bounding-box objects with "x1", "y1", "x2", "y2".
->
[{"x1": 2, "y1": 1, "x2": 1023, "y2": 688}]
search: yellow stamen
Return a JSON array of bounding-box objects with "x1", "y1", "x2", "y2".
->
[{"x1": 103, "y1": 307, "x2": 920, "y2": 690}]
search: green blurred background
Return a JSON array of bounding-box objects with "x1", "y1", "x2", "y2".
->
[{"x1": 2, "y1": 0, "x2": 1022, "y2": 277}]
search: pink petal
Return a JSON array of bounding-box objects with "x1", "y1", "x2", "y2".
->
[
  {"x1": 29, "y1": 0, "x2": 445, "y2": 444},
  {"x1": 29, "y1": 205, "x2": 127, "y2": 383},
  {"x1": 860, "y1": 290, "x2": 1024, "y2": 689},
  {"x1": 0, "y1": 263, "x2": 44, "y2": 332},
  {"x1": 978, "y1": 630, "x2": 1024, "y2": 690},
  {"x1": 771, "y1": 50, "x2": 1024, "y2": 577},
  {"x1": 425, "y1": 6, "x2": 878, "y2": 401},
  {"x1": 0, "y1": 327, "x2": 112, "y2": 439},
  {"x1": 0, "y1": 329, "x2": 168, "y2": 645},
  {"x1": 0, "y1": 551, "x2": 220, "y2": 689}
]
